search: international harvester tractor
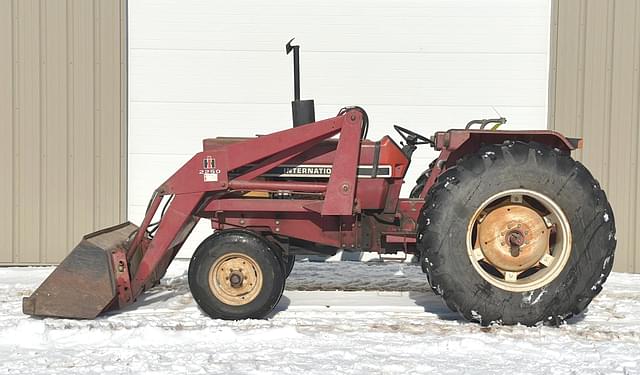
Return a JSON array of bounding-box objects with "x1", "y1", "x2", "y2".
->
[{"x1": 24, "y1": 40, "x2": 616, "y2": 326}]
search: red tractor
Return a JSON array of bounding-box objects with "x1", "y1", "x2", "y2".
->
[{"x1": 24, "y1": 41, "x2": 616, "y2": 326}]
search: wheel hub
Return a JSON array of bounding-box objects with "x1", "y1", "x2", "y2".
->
[
  {"x1": 506, "y1": 229, "x2": 525, "y2": 248},
  {"x1": 477, "y1": 205, "x2": 550, "y2": 272},
  {"x1": 229, "y1": 272, "x2": 243, "y2": 288}
]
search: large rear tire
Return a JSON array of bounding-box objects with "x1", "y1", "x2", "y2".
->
[
  {"x1": 417, "y1": 141, "x2": 616, "y2": 326},
  {"x1": 188, "y1": 229, "x2": 285, "y2": 320}
]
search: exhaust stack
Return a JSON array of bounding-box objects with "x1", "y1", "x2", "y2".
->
[{"x1": 286, "y1": 38, "x2": 315, "y2": 127}]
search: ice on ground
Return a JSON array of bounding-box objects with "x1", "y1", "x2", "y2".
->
[{"x1": 1, "y1": 260, "x2": 639, "y2": 375}]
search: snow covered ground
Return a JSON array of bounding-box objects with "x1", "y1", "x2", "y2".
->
[{"x1": 1, "y1": 260, "x2": 639, "y2": 374}]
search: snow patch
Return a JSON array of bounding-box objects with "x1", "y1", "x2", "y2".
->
[
  {"x1": 591, "y1": 273, "x2": 607, "y2": 291},
  {"x1": 522, "y1": 289, "x2": 546, "y2": 305},
  {"x1": 603, "y1": 213, "x2": 610, "y2": 222},
  {"x1": 532, "y1": 289, "x2": 546, "y2": 305},
  {"x1": 470, "y1": 310, "x2": 482, "y2": 322},
  {"x1": 435, "y1": 284, "x2": 443, "y2": 295},
  {"x1": 0, "y1": 320, "x2": 48, "y2": 349}
]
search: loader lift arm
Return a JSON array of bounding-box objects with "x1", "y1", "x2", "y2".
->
[
  {"x1": 127, "y1": 110, "x2": 364, "y2": 297},
  {"x1": 24, "y1": 109, "x2": 366, "y2": 318}
]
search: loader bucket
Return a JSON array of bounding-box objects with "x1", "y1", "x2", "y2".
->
[{"x1": 22, "y1": 222, "x2": 139, "y2": 319}]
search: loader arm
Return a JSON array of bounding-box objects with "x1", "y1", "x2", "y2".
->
[
  {"x1": 127, "y1": 110, "x2": 364, "y2": 293},
  {"x1": 24, "y1": 109, "x2": 365, "y2": 318}
]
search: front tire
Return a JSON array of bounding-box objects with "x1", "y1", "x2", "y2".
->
[
  {"x1": 417, "y1": 141, "x2": 616, "y2": 326},
  {"x1": 188, "y1": 229, "x2": 285, "y2": 320}
]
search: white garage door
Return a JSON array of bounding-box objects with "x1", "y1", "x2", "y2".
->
[{"x1": 128, "y1": 0, "x2": 551, "y2": 258}]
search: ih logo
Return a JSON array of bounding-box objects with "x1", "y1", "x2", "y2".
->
[
  {"x1": 199, "y1": 156, "x2": 220, "y2": 182},
  {"x1": 203, "y1": 156, "x2": 215, "y2": 170}
]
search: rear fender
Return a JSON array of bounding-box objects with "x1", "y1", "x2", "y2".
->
[
  {"x1": 433, "y1": 129, "x2": 581, "y2": 154},
  {"x1": 417, "y1": 129, "x2": 582, "y2": 199}
]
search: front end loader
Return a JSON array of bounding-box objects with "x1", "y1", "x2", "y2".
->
[{"x1": 24, "y1": 41, "x2": 616, "y2": 326}]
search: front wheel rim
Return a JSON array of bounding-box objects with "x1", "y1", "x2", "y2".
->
[
  {"x1": 466, "y1": 189, "x2": 572, "y2": 292},
  {"x1": 208, "y1": 252, "x2": 263, "y2": 306}
]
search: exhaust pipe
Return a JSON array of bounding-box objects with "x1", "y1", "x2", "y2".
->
[{"x1": 286, "y1": 38, "x2": 315, "y2": 127}]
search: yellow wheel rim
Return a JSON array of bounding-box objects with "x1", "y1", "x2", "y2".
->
[
  {"x1": 466, "y1": 189, "x2": 572, "y2": 292},
  {"x1": 208, "y1": 252, "x2": 263, "y2": 306}
]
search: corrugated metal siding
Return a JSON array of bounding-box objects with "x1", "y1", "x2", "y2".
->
[
  {"x1": 0, "y1": 0, "x2": 126, "y2": 264},
  {"x1": 549, "y1": 0, "x2": 640, "y2": 273}
]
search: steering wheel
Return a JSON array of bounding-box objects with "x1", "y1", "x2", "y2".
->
[{"x1": 393, "y1": 125, "x2": 433, "y2": 146}]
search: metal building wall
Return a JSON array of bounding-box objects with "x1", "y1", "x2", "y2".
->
[
  {"x1": 549, "y1": 0, "x2": 640, "y2": 273},
  {"x1": 0, "y1": 0, "x2": 127, "y2": 264}
]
